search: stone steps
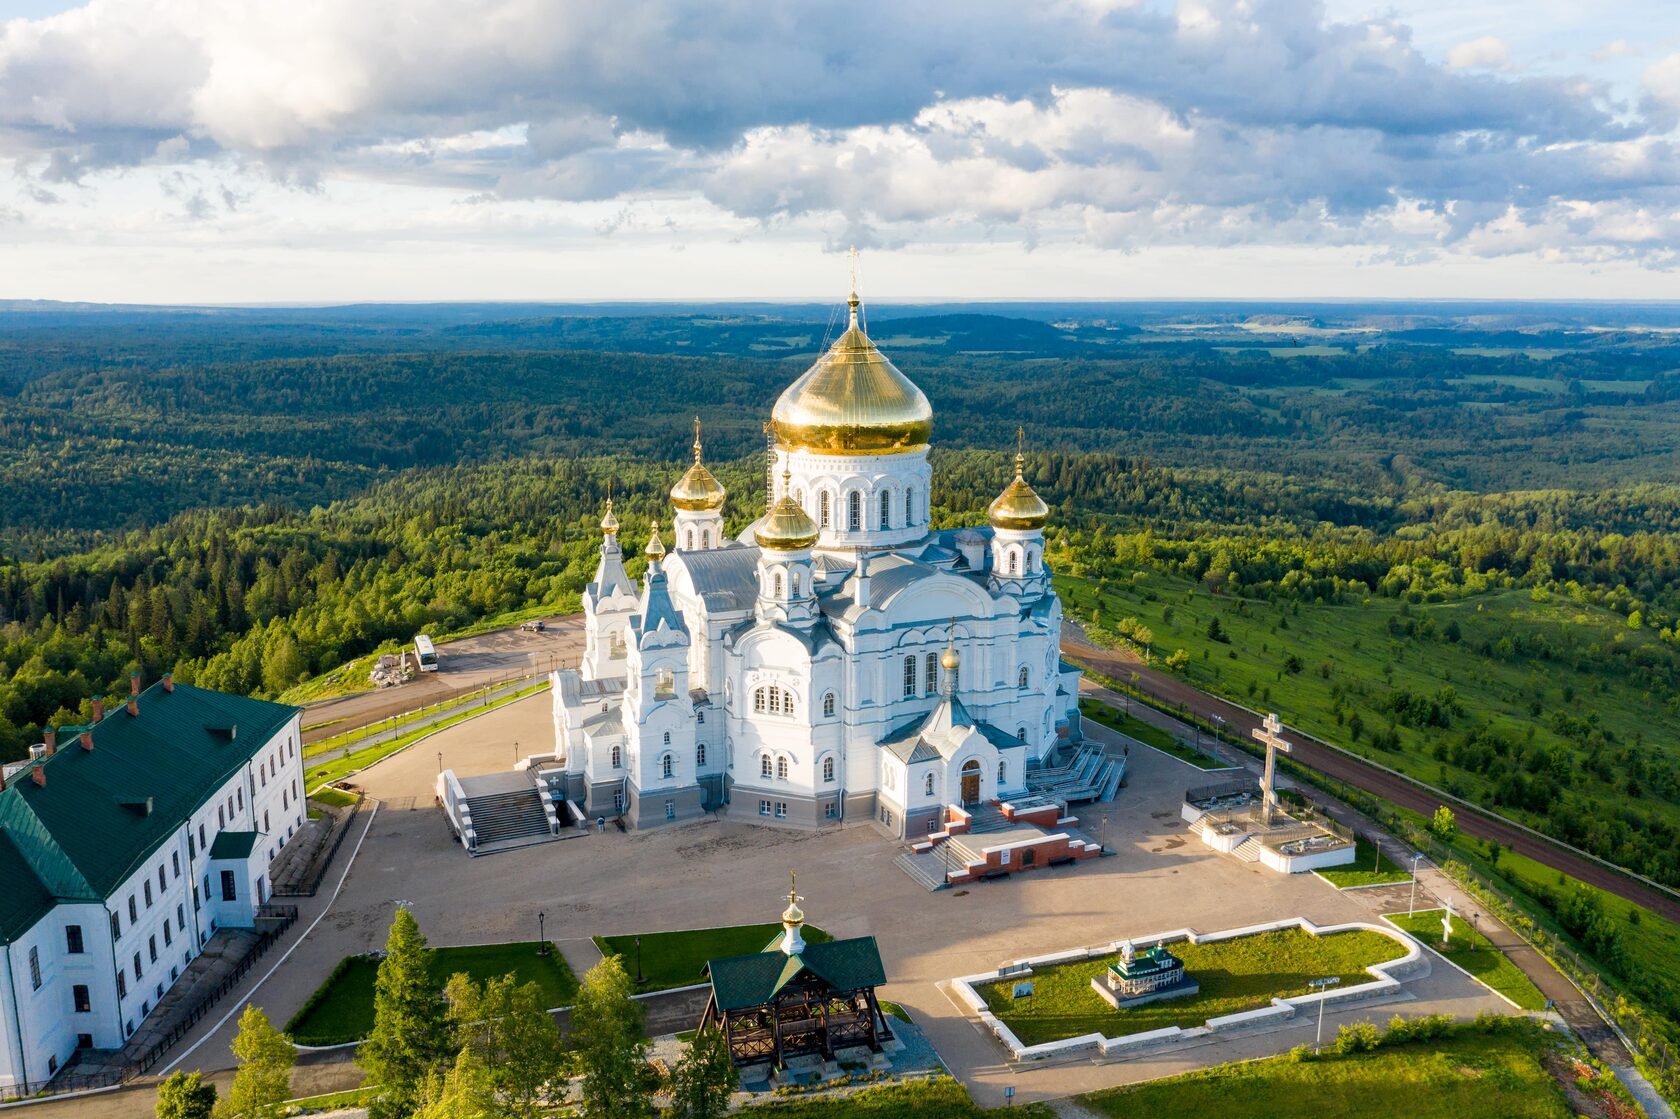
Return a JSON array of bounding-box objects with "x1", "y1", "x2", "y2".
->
[
  {"x1": 465, "y1": 788, "x2": 551, "y2": 847},
  {"x1": 894, "y1": 851, "x2": 948, "y2": 891}
]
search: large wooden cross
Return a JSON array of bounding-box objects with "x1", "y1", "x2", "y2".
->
[{"x1": 1252, "y1": 712, "x2": 1292, "y2": 826}]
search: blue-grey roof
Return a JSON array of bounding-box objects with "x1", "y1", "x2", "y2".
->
[
  {"x1": 635, "y1": 563, "x2": 687, "y2": 638},
  {"x1": 677, "y1": 544, "x2": 760, "y2": 613}
]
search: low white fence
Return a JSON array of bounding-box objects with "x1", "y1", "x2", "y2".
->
[{"x1": 948, "y1": 916, "x2": 1423, "y2": 1062}]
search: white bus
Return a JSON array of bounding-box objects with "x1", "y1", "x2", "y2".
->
[{"x1": 414, "y1": 634, "x2": 439, "y2": 673}]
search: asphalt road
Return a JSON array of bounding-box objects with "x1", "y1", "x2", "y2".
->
[{"x1": 1063, "y1": 632, "x2": 1680, "y2": 926}]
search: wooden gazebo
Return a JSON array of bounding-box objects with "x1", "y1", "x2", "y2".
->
[{"x1": 697, "y1": 877, "x2": 892, "y2": 1069}]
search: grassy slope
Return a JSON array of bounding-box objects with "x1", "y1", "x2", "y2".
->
[
  {"x1": 286, "y1": 942, "x2": 578, "y2": 1046},
  {"x1": 593, "y1": 923, "x2": 833, "y2": 993},
  {"x1": 981, "y1": 928, "x2": 1407, "y2": 1046},
  {"x1": 734, "y1": 1077, "x2": 1053, "y2": 1118},
  {"x1": 1317, "y1": 837, "x2": 1413, "y2": 888},
  {"x1": 1057, "y1": 570, "x2": 1680, "y2": 836},
  {"x1": 1079, "y1": 698, "x2": 1230, "y2": 770},
  {"x1": 1385, "y1": 910, "x2": 1547, "y2": 1010},
  {"x1": 1079, "y1": 1026, "x2": 1571, "y2": 1119}
]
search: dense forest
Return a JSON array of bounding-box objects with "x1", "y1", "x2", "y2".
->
[{"x1": 5, "y1": 300, "x2": 1680, "y2": 891}]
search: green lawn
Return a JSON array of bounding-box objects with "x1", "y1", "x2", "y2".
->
[
  {"x1": 735, "y1": 1077, "x2": 1053, "y2": 1118},
  {"x1": 1079, "y1": 698, "x2": 1230, "y2": 770},
  {"x1": 1385, "y1": 910, "x2": 1548, "y2": 1010},
  {"x1": 309, "y1": 786, "x2": 357, "y2": 810},
  {"x1": 285, "y1": 942, "x2": 577, "y2": 1046},
  {"x1": 1316, "y1": 838, "x2": 1413, "y2": 889},
  {"x1": 981, "y1": 928, "x2": 1407, "y2": 1046},
  {"x1": 1079, "y1": 1024, "x2": 1571, "y2": 1119},
  {"x1": 594, "y1": 923, "x2": 832, "y2": 993}
]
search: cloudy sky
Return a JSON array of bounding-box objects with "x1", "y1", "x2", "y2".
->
[{"x1": 1, "y1": 0, "x2": 1678, "y2": 303}]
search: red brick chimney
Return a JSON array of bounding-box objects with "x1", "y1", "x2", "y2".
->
[
  {"x1": 92, "y1": 697, "x2": 104, "y2": 722},
  {"x1": 80, "y1": 728, "x2": 93, "y2": 752},
  {"x1": 162, "y1": 672, "x2": 174, "y2": 694},
  {"x1": 28, "y1": 743, "x2": 45, "y2": 786},
  {"x1": 127, "y1": 672, "x2": 140, "y2": 717},
  {"x1": 42, "y1": 727, "x2": 56, "y2": 755}
]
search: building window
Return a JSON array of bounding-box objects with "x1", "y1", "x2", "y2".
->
[
  {"x1": 998, "y1": 761, "x2": 1007, "y2": 785},
  {"x1": 110, "y1": 913, "x2": 121, "y2": 939},
  {"x1": 773, "y1": 572, "x2": 783, "y2": 598},
  {"x1": 143, "y1": 882, "x2": 153, "y2": 908},
  {"x1": 903, "y1": 655, "x2": 917, "y2": 697},
  {"x1": 662, "y1": 731, "x2": 671, "y2": 746},
  {"x1": 696, "y1": 710, "x2": 704, "y2": 724},
  {"x1": 776, "y1": 756, "x2": 789, "y2": 780},
  {"x1": 685, "y1": 529, "x2": 694, "y2": 550},
  {"x1": 924, "y1": 773, "x2": 935, "y2": 797},
  {"x1": 1008, "y1": 550, "x2": 1019, "y2": 575},
  {"x1": 702, "y1": 529, "x2": 711, "y2": 548},
  {"x1": 925, "y1": 653, "x2": 938, "y2": 694},
  {"x1": 116, "y1": 972, "x2": 126, "y2": 1000},
  {"x1": 906, "y1": 487, "x2": 914, "y2": 524},
  {"x1": 28, "y1": 947, "x2": 41, "y2": 990},
  {"x1": 791, "y1": 571, "x2": 801, "y2": 597},
  {"x1": 611, "y1": 745, "x2": 622, "y2": 768},
  {"x1": 754, "y1": 688, "x2": 767, "y2": 713},
  {"x1": 72, "y1": 984, "x2": 91, "y2": 1014},
  {"x1": 823, "y1": 692, "x2": 835, "y2": 717},
  {"x1": 158, "y1": 866, "x2": 166, "y2": 893},
  {"x1": 66, "y1": 925, "x2": 84, "y2": 955},
  {"x1": 662, "y1": 754, "x2": 674, "y2": 779},
  {"x1": 133, "y1": 953, "x2": 142, "y2": 980},
  {"x1": 760, "y1": 755, "x2": 772, "y2": 778},
  {"x1": 148, "y1": 936, "x2": 157, "y2": 963},
  {"x1": 612, "y1": 790, "x2": 625, "y2": 811},
  {"x1": 848, "y1": 491, "x2": 861, "y2": 531},
  {"x1": 220, "y1": 871, "x2": 237, "y2": 902},
  {"x1": 819, "y1": 491, "x2": 831, "y2": 528},
  {"x1": 822, "y1": 757, "x2": 835, "y2": 782},
  {"x1": 128, "y1": 896, "x2": 138, "y2": 923},
  {"x1": 1019, "y1": 666, "x2": 1030, "y2": 689},
  {"x1": 879, "y1": 490, "x2": 892, "y2": 529},
  {"x1": 754, "y1": 686, "x2": 792, "y2": 716},
  {"x1": 171, "y1": 853, "x2": 180, "y2": 878},
  {"x1": 654, "y1": 666, "x2": 675, "y2": 698},
  {"x1": 163, "y1": 922, "x2": 172, "y2": 947},
  {"x1": 176, "y1": 905, "x2": 185, "y2": 932},
  {"x1": 825, "y1": 803, "x2": 838, "y2": 820},
  {"x1": 759, "y1": 799, "x2": 772, "y2": 817},
  {"x1": 775, "y1": 802, "x2": 788, "y2": 819},
  {"x1": 696, "y1": 743, "x2": 706, "y2": 766},
  {"x1": 1017, "y1": 725, "x2": 1027, "y2": 743},
  {"x1": 665, "y1": 800, "x2": 675, "y2": 820}
]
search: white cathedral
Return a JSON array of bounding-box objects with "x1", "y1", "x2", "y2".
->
[{"x1": 550, "y1": 291, "x2": 1082, "y2": 838}]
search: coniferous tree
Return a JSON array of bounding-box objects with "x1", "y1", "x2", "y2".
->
[
  {"x1": 412, "y1": 1050, "x2": 501, "y2": 1119},
  {"x1": 359, "y1": 907, "x2": 452, "y2": 1119},
  {"x1": 570, "y1": 954, "x2": 654, "y2": 1119},
  {"x1": 212, "y1": 1005, "x2": 294, "y2": 1119}
]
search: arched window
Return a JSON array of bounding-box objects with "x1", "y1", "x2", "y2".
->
[
  {"x1": 879, "y1": 490, "x2": 892, "y2": 529},
  {"x1": 760, "y1": 754, "x2": 772, "y2": 778},
  {"x1": 998, "y1": 761, "x2": 1007, "y2": 785},
  {"x1": 906, "y1": 487, "x2": 915, "y2": 524},
  {"x1": 848, "y1": 491, "x2": 861, "y2": 531},
  {"x1": 663, "y1": 731, "x2": 671, "y2": 746},
  {"x1": 685, "y1": 529, "x2": 694, "y2": 550},
  {"x1": 903, "y1": 655, "x2": 917, "y2": 697},
  {"x1": 697, "y1": 743, "x2": 706, "y2": 766},
  {"x1": 924, "y1": 773, "x2": 935, "y2": 797},
  {"x1": 702, "y1": 529, "x2": 711, "y2": 548},
  {"x1": 754, "y1": 689, "x2": 767, "y2": 713},
  {"x1": 791, "y1": 571, "x2": 801, "y2": 597},
  {"x1": 655, "y1": 666, "x2": 674, "y2": 698},
  {"x1": 611, "y1": 745, "x2": 622, "y2": 769},
  {"x1": 1008, "y1": 550, "x2": 1019, "y2": 575},
  {"x1": 823, "y1": 692, "x2": 835, "y2": 717},
  {"x1": 1018, "y1": 666, "x2": 1030, "y2": 689},
  {"x1": 822, "y1": 756, "x2": 835, "y2": 782},
  {"x1": 925, "y1": 653, "x2": 938, "y2": 694},
  {"x1": 776, "y1": 756, "x2": 789, "y2": 780},
  {"x1": 662, "y1": 754, "x2": 674, "y2": 779},
  {"x1": 773, "y1": 572, "x2": 783, "y2": 598},
  {"x1": 819, "y1": 491, "x2": 831, "y2": 528},
  {"x1": 1025, "y1": 548, "x2": 1034, "y2": 570}
]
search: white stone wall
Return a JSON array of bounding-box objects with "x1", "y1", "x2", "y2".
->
[{"x1": 776, "y1": 447, "x2": 933, "y2": 551}]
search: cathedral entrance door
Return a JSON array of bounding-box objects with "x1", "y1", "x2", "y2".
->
[{"x1": 960, "y1": 760, "x2": 982, "y2": 806}]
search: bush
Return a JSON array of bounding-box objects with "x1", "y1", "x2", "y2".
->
[{"x1": 1330, "y1": 1022, "x2": 1382, "y2": 1055}]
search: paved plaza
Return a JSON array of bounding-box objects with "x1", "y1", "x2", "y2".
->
[{"x1": 36, "y1": 691, "x2": 1510, "y2": 1117}]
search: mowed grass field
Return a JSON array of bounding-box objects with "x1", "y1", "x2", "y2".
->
[
  {"x1": 980, "y1": 928, "x2": 1407, "y2": 1045},
  {"x1": 1057, "y1": 570, "x2": 1680, "y2": 837},
  {"x1": 286, "y1": 942, "x2": 577, "y2": 1046},
  {"x1": 593, "y1": 923, "x2": 832, "y2": 993},
  {"x1": 1385, "y1": 910, "x2": 1546, "y2": 1010},
  {"x1": 1079, "y1": 1024, "x2": 1573, "y2": 1119}
]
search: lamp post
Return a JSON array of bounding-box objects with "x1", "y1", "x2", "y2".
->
[
  {"x1": 437, "y1": 751, "x2": 444, "y2": 775},
  {"x1": 513, "y1": 739, "x2": 520, "y2": 766},
  {"x1": 1408, "y1": 853, "x2": 1424, "y2": 916},
  {"x1": 1309, "y1": 976, "x2": 1342, "y2": 1051},
  {"x1": 635, "y1": 935, "x2": 644, "y2": 985},
  {"x1": 538, "y1": 911, "x2": 546, "y2": 954},
  {"x1": 1100, "y1": 814, "x2": 1110, "y2": 855}
]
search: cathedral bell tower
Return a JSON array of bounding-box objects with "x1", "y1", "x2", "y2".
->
[
  {"x1": 671, "y1": 418, "x2": 727, "y2": 552},
  {"x1": 755, "y1": 471, "x2": 819, "y2": 627},
  {"x1": 987, "y1": 430, "x2": 1050, "y2": 601},
  {"x1": 583, "y1": 493, "x2": 638, "y2": 679}
]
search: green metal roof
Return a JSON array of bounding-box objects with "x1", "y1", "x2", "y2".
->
[
  {"x1": 706, "y1": 936, "x2": 886, "y2": 1012},
  {"x1": 208, "y1": 831, "x2": 259, "y2": 860},
  {"x1": 0, "y1": 682, "x2": 298, "y2": 943},
  {"x1": 0, "y1": 832, "x2": 58, "y2": 944}
]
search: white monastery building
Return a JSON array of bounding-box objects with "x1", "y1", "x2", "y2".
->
[
  {"x1": 551, "y1": 291, "x2": 1083, "y2": 836},
  {"x1": 0, "y1": 677, "x2": 304, "y2": 1096}
]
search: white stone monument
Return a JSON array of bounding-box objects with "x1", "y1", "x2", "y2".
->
[{"x1": 1251, "y1": 712, "x2": 1292, "y2": 827}]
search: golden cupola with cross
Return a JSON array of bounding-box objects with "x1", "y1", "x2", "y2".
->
[
  {"x1": 988, "y1": 429, "x2": 1051, "y2": 598},
  {"x1": 671, "y1": 418, "x2": 728, "y2": 553}
]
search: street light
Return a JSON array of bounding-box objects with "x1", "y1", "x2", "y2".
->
[
  {"x1": 1408, "y1": 853, "x2": 1425, "y2": 916},
  {"x1": 437, "y1": 751, "x2": 444, "y2": 775},
  {"x1": 513, "y1": 739, "x2": 520, "y2": 765},
  {"x1": 1100, "y1": 814, "x2": 1110, "y2": 855},
  {"x1": 537, "y1": 911, "x2": 546, "y2": 954},
  {"x1": 1309, "y1": 976, "x2": 1342, "y2": 1051},
  {"x1": 635, "y1": 935, "x2": 644, "y2": 985}
]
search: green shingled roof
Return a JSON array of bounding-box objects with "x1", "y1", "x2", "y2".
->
[
  {"x1": 0, "y1": 681, "x2": 299, "y2": 943},
  {"x1": 209, "y1": 831, "x2": 259, "y2": 860},
  {"x1": 706, "y1": 936, "x2": 886, "y2": 1012},
  {"x1": 0, "y1": 832, "x2": 57, "y2": 944}
]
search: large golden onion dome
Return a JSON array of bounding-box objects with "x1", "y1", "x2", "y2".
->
[
  {"x1": 989, "y1": 440, "x2": 1050, "y2": 531},
  {"x1": 770, "y1": 293, "x2": 933, "y2": 456},
  {"x1": 756, "y1": 472, "x2": 820, "y2": 551},
  {"x1": 670, "y1": 418, "x2": 727, "y2": 511}
]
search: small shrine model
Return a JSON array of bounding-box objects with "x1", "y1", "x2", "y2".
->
[{"x1": 1093, "y1": 939, "x2": 1200, "y2": 1009}]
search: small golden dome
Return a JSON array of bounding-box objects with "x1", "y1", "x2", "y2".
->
[
  {"x1": 757, "y1": 496, "x2": 820, "y2": 552},
  {"x1": 989, "y1": 451, "x2": 1049, "y2": 531},
  {"x1": 600, "y1": 498, "x2": 620, "y2": 536},
  {"x1": 770, "y1": 293, "x2": 933, "y2": 456},
  {"x1": 645, "y1": 520, "x2": 666, "y2": 560},
  {"x1": 941, "y1": 644, "x2": 961, "y2": 671},
  {"x1": 671, "y1": 418, "x2": 727, "y2": 511}
]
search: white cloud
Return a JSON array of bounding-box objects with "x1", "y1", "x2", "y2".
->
[{"x1": 1446, "y1": 36, "x2": 1511, "y2": 71}]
